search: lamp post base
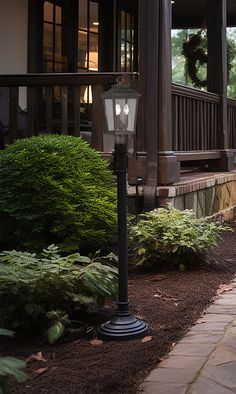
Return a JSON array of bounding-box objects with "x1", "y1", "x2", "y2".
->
[{"x1": 98, "y1": 312, "x2": 149, "y2": 341}]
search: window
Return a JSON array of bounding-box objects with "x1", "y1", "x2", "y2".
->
[
  {"x1": 43, "y1": 1, "x2": 67, "y2": 72},
  {"x1": 78, "y1": 0, "x2": 99, "y2": 72},
  {"x1": 43, "y1": 0, "x2": 100, "y2": 73},
  {"x1": 120, "y1": 10, "x2": 135, "y2": 72}
]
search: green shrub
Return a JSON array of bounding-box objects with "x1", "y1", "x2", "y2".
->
[
  {"x1": 0, "y1": 329, "x2": 27, "y2": 394},
  {"x1": 0, "y1": 134, "x2": 117, "y2": 252},
  {"x1": 128, "y1": 206, "x2": 229, "y2": 270},
  {"x1": 0, "y1": 245, "x2": 118, "y2": 343}
]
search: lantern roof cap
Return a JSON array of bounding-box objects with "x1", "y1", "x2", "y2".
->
[{"x1": 102, "y1": 77, "x2": 141, "y2": 99}]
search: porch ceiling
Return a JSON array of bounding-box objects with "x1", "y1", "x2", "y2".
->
[{"x1": 172, "y1": 0, "x2": 236, "y2": 28}]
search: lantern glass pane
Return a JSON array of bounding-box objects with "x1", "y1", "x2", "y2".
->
[
  {"x1": 115, "y1": 98, "x2": 129, "y2": 134},
  {"x1": 104, "y1": 98, "x2": 114, "y2": 132},
  {"x1": 127, "y1": 98, "x2": 137, "y2": 132}
]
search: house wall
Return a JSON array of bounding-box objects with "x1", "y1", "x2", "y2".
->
[{"x1": 0, "y1": 0, "x2": 28, "y2": 110}]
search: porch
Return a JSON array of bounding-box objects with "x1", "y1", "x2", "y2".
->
[
  {"x1": 1, "y1": 0, "x2": 236, "y2": 214},
  {"x1": 1, "y1": 71, "x2": 236, "y2": 217}
]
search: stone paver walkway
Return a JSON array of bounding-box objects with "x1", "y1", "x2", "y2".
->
[{"x1": 139, "y1": 276, "x2": 236, "y2": 394}]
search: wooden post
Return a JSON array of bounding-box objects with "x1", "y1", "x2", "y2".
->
[
  {"x1": 158, "y1": 0, "x2": 180, "y2": 184},
  {"x1": 139, "y1": 0, "x2": 159, "y2": 210},
  {"x1": 207, "y1": 0, "x2": 233, "y2": 171}
]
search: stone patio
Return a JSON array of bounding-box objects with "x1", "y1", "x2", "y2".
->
[{"x1": 139, "y1": 276, "x2": 236, "y2": 394}]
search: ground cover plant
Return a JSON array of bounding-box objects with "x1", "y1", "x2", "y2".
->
[
  {"x1": 0, "y1": 329, "x2": 27, "y2": 394},
  {"x1": 128, "y1": 206, "x2": 230, "y2": 270},
  {"x1": 0, "y1": 134, "x2": 117, "y2": 252},
  {"x1": 1, "y1": 222, "x2": 236, "y2": 394},
  {"x1": 0, "y1": 245, "x2": 118, "y2": 344}
]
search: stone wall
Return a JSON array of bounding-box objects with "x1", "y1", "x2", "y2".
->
[{"x1": 128, "y1": 171, "x2": 236, "y2": 219}]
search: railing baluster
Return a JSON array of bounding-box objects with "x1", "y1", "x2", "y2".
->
[
  {"x1": 74, "y1": 86, "x2": 81, "y2": 136},
  {"x1": 204, "y1": 101, "x2": 207, "y2": 150},
  {"x1": 45, "y1": 86, "x2": 53, "y2": 133},
  {"x1": 179, "y1": 96, "x2": 183, "y2": 150},
  {"x1": 192, "y1": 99, "x2": 196, "y2": 150},
  {"x1": 61, "y1": 86, "x2": 68, "y2": 134},
  {"x1": 91, "y1": 84, "x2": 104, "y2": 151},
  {"x1": 173, "y1": 95, "x2": 178, "y2": 150},
  {"x1": 27, "y1": 86, "x2": 36, "y2": 136},
  {"x1": 9, "y1": 86, "x2": 19, "y2": 143}
]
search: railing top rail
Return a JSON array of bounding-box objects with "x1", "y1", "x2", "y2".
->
[
  {"x1": 227, "y1": 97, "x2": 236, "y2": 107},
  {"x1": 0, "y1": 72, "x2": 138, "y2": 87},
  {"x1": 172, "y1": 83, "x2": 220, "y2": 103}
]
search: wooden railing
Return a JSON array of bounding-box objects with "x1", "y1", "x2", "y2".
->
[
  {"x1": 0, "y1": 72, "x2": 136, "y2": 150},
  {"x1": 227, "y1": 98, "x2": 236, "y2": 150},
  {"x1": 172, "y1": 84, "x2": 220, "y2": 152},
  {"x1": 1, "y1": 75, "x2": 236, "y2": 162}
]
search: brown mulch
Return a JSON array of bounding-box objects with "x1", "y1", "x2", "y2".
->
[{"x1": 1, "y1": 224, "x2": 236, "y2": 394}]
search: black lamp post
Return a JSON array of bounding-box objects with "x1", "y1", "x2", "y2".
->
[{"x1": 98, "y1": 79, "x2": 149, "y2": 340}]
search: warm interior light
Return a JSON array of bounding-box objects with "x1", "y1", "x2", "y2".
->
[
  {"x1": 93, "y1": 22, "x2": 99, "y2": 26},
  {"x1": 171, "y1": 1, "x2": 175, "y2": 3}
]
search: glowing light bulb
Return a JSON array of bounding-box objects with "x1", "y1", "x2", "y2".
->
[
  {"x1": 124, "y1": 104, "x2": 129, "y2": 115},
  {"x1": 115, "y1": 104, "x2": 121, "y2": 115}
]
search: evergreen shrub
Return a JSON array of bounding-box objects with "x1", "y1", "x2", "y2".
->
[{"x1": 0, "y1": 135, "x2": 117, "y2": 251}]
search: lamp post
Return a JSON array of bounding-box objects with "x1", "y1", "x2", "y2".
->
[{"x1": 98, "y1": 79, "x2": 149, "y2": 340}]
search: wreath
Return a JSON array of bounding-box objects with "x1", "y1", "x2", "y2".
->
[{"x1": 182, "y1": 30, "x2": 233, "y2": 88}]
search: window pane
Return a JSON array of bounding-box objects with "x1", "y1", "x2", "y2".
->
[
  {"x1": 131, "y1": 44, "x2": 134, "y2": 71},
  {"x1": 90, "y1": 2, "x2": 99, "y2": 33},
  {"x1": 43, "y1": 61, "x2": 53, "y2": 72},
  {"x1": 78, "y1": 68, "x2": 87, "y2": 72},
  {"x1": 126, "y1": 13, "x2": 131, "y2": 41},
  {"x1": 55, "y1": 25, "x2": 62, "y2": 62},
  {"x1": 131, "y1": 16, "x2": 134, "y2": 43},
  {"x1": 89, "y1": 33, "x2": 98, "y2": 70},
  {"x1": 126, "y1": 42, "x2": 131, "y2": 71},
  {"x1": 79, "y1": 0, "x2": 88, "y2": 30},
  {"x1": 55, "y1": 5, "x2": 61, "y2": 24},
  {"x1": 43, "y1": 23, "x2": 53, "y2": 61},
  {"x1": 121, "y1": 11, "x2": 126, "y2": 40},
  {"x1": 78, "y1": 30, "x2": 88, "y2": 68},
  {"x1": 44, "y1": 1, "x2": 53, "y2": 23},
  {"x1": 121, "y1": 40, "x2": 126, "y2": 71}
]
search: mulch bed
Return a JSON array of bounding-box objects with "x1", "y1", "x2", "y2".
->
[{"x1": 1, "y1": 223, "x2": 236, "y2": 394}]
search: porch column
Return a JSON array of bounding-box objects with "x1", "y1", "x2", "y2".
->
[
  {"x1": 207, "y1": 0, "x2": 233, "y2": 171},
  {"x1": 139, "y1": 0, "x2": 159, "y2": 210},
  {"x1": 158, "y1": 0, "x2": 180, "y2": 184}
]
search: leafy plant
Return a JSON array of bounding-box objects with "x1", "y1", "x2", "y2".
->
[
  {"x1": 0, "y1": 329, "x2": 27, "y2": 394},
  {"x1": 0, "y1": 134, "x2": 117, "y2": 252},
  {"x1": 128, "y1": 206, "x2": 230, "y2": 270},
  {"x1": 0, "y1": 245, "x2": 118, "y2": 343}
]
